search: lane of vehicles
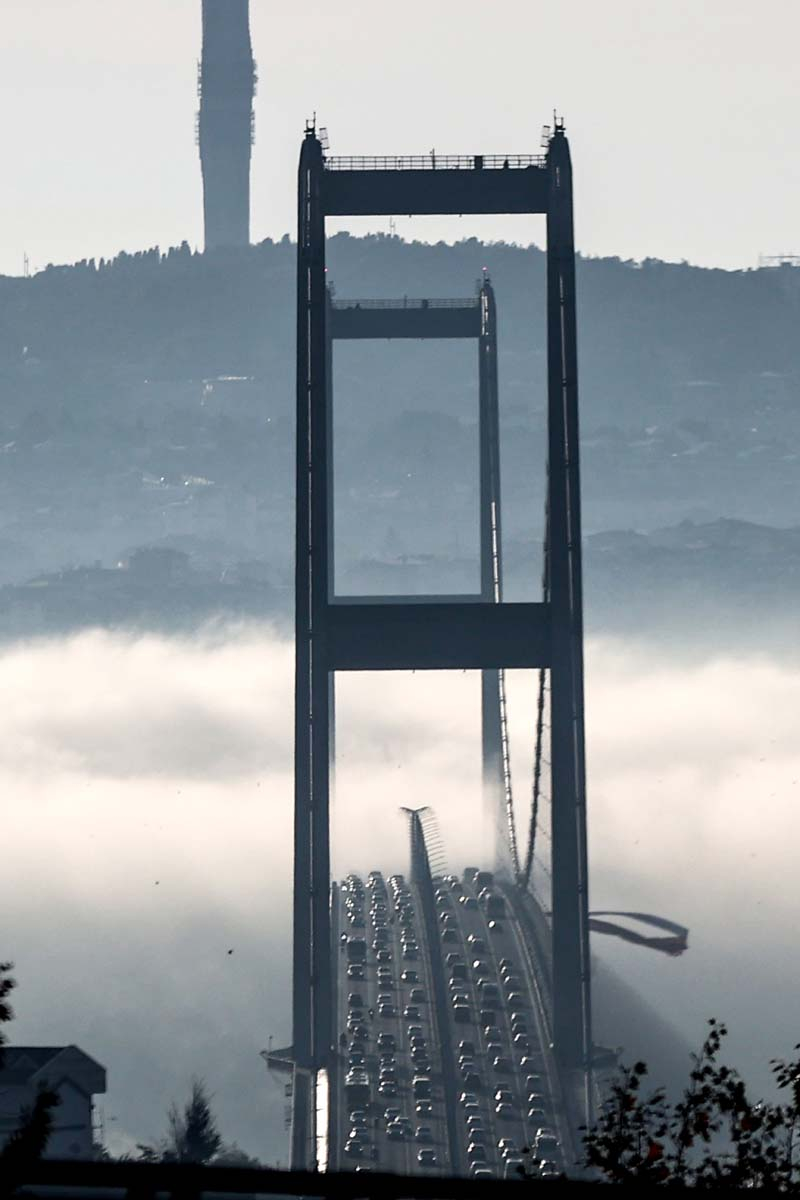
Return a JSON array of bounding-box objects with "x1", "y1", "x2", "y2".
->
[{"x1": 337, "y1": 867, "x2": 564, "y2": 1178}]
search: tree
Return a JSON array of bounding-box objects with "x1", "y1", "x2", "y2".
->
[
  {"x1": 583, "y1": 1019, "x2": 800, "y2": 1189},
  {"x1": 0, "y1": 962, "x2": 60, "y2": 1192},
  {"x1": 140, "y1": 1078, "x2": 221, "y2": 1165}
]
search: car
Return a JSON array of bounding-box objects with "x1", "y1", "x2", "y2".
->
[
  {"x1": 376, "y1": 949, "x2": 392, "y2": 963},
  {"x1": 508, "y1": 992, "x2": 527, "y2": 1008},
  {"x1": 403, "y1": 1004, "x2": 421, "y2": 1019},
  {"x1": 539, "y1": 1159, "x2": 561, "y2": 1177},
  {"x1": 462, "y1": 1071, "x2": 482, "y2": 1090},
  {"x1": 467, "y1": 1142, "x2": 488, "y2": 1161},
  {"x1": 535, "y1": 1133, "x2": 560, "y2": 1158},
  {"x1": 493, "y1": 1055, "x2": 512, "y2": 1073},
  {"x1": 479, "y1": 1009, "x2": 496, "y2": 1026},
  {"x1": 488, "y1": 920, "x2": 503, "y2": 933},
  {"x1": 378, "y1": 1003, "x2": 395, "y2": 1018},
  {"x1": 377, "y1": 1033, "x2": 396, "y2": 1050},
  {"x1": 346, "y1": 964, "x2": 364, "y2": 979},
  {"x1": 415, "y1": 1099, "x2": 433, "y2": 1116},
  {"x1": 378, "y1": 1081, "x2": 398, "y2": 1097},
  {"x1": 514, "y1": 1034, "x2": 532, "y2": 1052},
  {"x1": 417, "y1": 1149, "x2": 437, "y2": 1166},
  {"x1": 472, "y1": 959, "x2": 489, "y2": 976},
  {"x1": 403, "y1": 947, "x2": 419, "y2": 961},
  {"x1": 520, "y1": 1054, "x2": 543, "y2": 1071},
  {"x1": 527, "y1": 1090, "x2": 546, "y2": 1106},
  {"x1": 379, "y1": 1067, "x2": 398, "y2": 1082},
  {"x1": 528, "y1": 1106, "x2": 548, "y2": 1122},
  {"x1": 479, "y1": 982, "x2": 500, "y2": 1001},
  {"x1": 445, "y1": 952, "x2": 462, "y2": 966},
  {"x1": 453, "y1": 1004, "x2": 471, "y2": 1023},
  {"x1": 383, "y1": 1106, "x2": 401, "y2": 1122},
  {"x1": 486, "y1": 1042, "x2": 503, "y2": 1059},
  {"x1": 409, "y1": 987, "x2": 426, "y2": 1003},
  {"x1": 407, "y1": 1024, "x2": 424, "y2": 1037},
  {"x1": 460, "y1": 1090, "x2": 479, "y2": 1104},
  {"x1": 400, "y1": 969, "x2": 419, "y2": 983},
  {"x1": 497, "y1": 1137, "x2": 518, "y2": 1154},
  {"x1": 344, "y1": 1139, "x2": 363, "y2": 1157},
  {"x1": 484, "y1": 1025, "x2": 502, "y2": 1042},
  {"x1": 462, "y1": 896, "x2": 478, "y2": 909},
  {"x1": 503, "y1": 1159, "x2": 525, "y2": 1179},
  {"x1": 348, "y1": 1052, "x2": 365, "y2": 1067},
  {"x1": 466, "y1": 1114, "x2": 484, "y2": 1130},
  {"x1": 459, "y1": 1039, "x2": 476, "y2": 1056},
  {"x1": 525, "y1": 1073, "x2": 544, "y2": 1092},
  {"x1": 415, "y1": 1125, "x2": 433, "y2": 1143},
  {"x1": 442, "y1": 929, "x2": 457, "y2": 943},
  {"x1": 349, "y1": 1109, "x2": 367, "y2": 1124},
  {"x1": 387, "y1": 1123, "x2": 406, "y2": 1140},
  {"x1": 495, "y1": 1102, "x2": 514, "y2": 1120},
  {"x1": 451, "y1": 992, "x2": 469, "y2": 1006},
  {"x1": 471, "y1": 1166, "x2": 494, "y2": 1178},
  {"x1": 494, "y1": 1089, "x2": 514, "y2": 1104}
]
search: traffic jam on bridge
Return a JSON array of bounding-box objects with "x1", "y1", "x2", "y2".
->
[{"x1": 334, "y1": 868, "x2": 564, "y2": 1179}]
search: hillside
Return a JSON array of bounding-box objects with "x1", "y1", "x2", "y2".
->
[{"x1": 0, "y1": 236, "x2": 797, "y2": 635}]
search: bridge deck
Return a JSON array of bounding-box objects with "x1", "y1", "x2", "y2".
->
[{"x1": 332, "y1": 870, "x2": 568, "y2": 1180}]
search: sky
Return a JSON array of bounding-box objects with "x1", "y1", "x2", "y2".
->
[
  {"x1": 2, "y1": 0, "x2": 799, "y2": 275},
  {"x1": 4, "y1": 626, "x2": 800, "y2": 1163}
]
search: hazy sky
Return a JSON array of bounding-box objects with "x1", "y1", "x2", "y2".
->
[
  {"x1": 5, "y1": 627, "x2": 800, "y2": 1161},
  {"x1": 2, "y1": 0, "x2": 799, "y2": 275}
]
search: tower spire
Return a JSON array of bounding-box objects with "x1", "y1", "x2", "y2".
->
[{"x1": 198, "y1": 0, "x2": 255, "y2": 250}]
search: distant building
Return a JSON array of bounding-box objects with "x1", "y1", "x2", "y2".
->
[
  {"x1": 0, "y1": 1046, "x2": 106, "y2": 1159},
  {"x1": 198, "y1": 0, "x2": 255, "y2": 250}
]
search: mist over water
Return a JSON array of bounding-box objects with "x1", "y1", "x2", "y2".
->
[{"x1": 2, "y1": 625, "x2": 798, "y2": 1160}]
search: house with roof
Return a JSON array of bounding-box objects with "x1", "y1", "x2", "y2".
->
[{"x1": 0, "y1": 1046, "x2": 106, "y2": 1159}]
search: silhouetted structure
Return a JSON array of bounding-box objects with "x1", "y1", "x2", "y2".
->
[
  {"x1": 0, "y1": 1046, "x2": 106, "y2": 1159},
  {"x1": 198, "y1": 0, "x2": 255, "y2": 250},
  {"x1": 292, "y1": 122, "x2": 591, "y2": 1167}
]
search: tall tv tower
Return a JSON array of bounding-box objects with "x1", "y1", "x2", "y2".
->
[{"x1": 198, "y1": 0, "x2": 255, "y2": 250}]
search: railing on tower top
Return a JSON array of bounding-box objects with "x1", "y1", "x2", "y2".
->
[
  {"x1": 330, "y1": 296, "x2": 480, "y2": 310},
  {"x1": 323, "y1": 153, "x2": 546, "y2": 172}
]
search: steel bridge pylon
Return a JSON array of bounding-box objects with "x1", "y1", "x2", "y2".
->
[{"x1": 292, "y1": 125, "x2": 591, "y2": 1167}]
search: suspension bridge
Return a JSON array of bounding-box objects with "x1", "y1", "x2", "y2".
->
[{"x1": 271, "y1": 117, "x2": 603, "y2": 1180}]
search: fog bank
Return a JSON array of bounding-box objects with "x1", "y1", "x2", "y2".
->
[{"x1": 2, "y1": 626, "x2": 798, "y2": 1159}]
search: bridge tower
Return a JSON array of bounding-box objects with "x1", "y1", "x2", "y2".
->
[
  {"x1": 292, "y1": 125, "x2": 591, "y2": 1166},
  {"x1": 198, "y1": 0, "x2": 255, "y2": 250}
]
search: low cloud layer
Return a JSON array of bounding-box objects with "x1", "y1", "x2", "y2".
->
[{"x1": 2, "y1": 626, "x2": 798, "y2": 1159}]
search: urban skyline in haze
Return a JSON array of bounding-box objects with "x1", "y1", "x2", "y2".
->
[{"x1": 1, "y1": 0, "x2": 799, "y2": 275}]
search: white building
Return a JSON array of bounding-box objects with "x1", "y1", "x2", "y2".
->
[{"x1": 0, "y1": 1045, "x2": 106, "y2": 1159}]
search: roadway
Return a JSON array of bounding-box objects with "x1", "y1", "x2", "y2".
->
[
  {"x1": 331, "y1": 867, "x2": 566, "y2": 1180},
  {"x1": 332, "y1": 872, "x2": 453, "y2": 1175}
]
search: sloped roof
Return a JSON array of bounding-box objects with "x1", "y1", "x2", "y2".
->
[{"x1": 1, "y1": 1046, "x2": 106, "y2": 1095}]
